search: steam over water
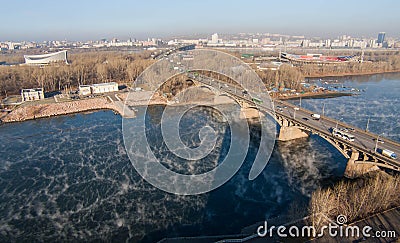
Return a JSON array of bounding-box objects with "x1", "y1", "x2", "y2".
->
[
  {"x1": 294, "y1": 73, "x2": 400, "y2": 142},
  {"x1": 0, "y1": 73, "x2": 398, "y2": 242}
]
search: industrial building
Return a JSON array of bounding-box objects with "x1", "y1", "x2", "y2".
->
[
  {"x1": 78, "y1": 82, "x2": 118, "y2": 95},
  {"x1": 24, "y1": 50, "x2": 68, "y2": 65},
  {"x1": 21, "y1": 88, "x2": 45, "y2": 101}
]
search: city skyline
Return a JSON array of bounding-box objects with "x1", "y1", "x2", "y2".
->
[{"x1": 3, "y1": 0, "x2": 400, "y2": 41}]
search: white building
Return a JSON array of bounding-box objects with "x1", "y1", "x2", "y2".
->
[
  {"x1": 91, "y1": 82, "x2": 118, "y2": 94},
  {"x1": 211, "y1": 33, "x2": 219, "y2": 44},
  {"x1": 79, "y1": 82, "x2": 118, "y2": 95},
  {"x1": 78, "y1": 85, "x2": 92, "y2": 95},
  {"x1": 21, "y1": 88, "x2": 45, "y2": 101},
  {"x1": 24, "y1": 50, "x2": 68, "y2": 65}
]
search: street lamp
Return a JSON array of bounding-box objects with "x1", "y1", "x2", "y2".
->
[
  {"x1": 365, "y1": 117, "x2": 370, "y2": 132},
  {"x1": 322, "y1": 103, "x2": 325, "y2": 116},
  {"x1": 335, "y1": 118, "x2": 343, "y2": 130},
  {"x1": 374, "y1": 133, "x2": 384, "y2": 153}
]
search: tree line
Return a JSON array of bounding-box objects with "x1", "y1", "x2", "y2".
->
[
  {"x1": 0, "y1": 51, "x2": 154, "y2": 98},
  {"x1": 1, "y1": 49, "x2": 400, "y2": 99},
  {"x1": 299, "y1": 54, "x2": 400, "y2": 77}
]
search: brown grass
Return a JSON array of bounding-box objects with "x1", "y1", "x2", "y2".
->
[{"x1": 309, "y1": 172, "x2": 400, "y2": 230}]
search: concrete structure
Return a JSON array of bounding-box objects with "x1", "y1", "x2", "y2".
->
[
  {"x1": 24, "y1": 50, "x2": 68, "y2": 65},
  {"x1": 78, "y1": 82, "x2": 118, "y2": 95},
  {"x1": 21, "y1": 88, "x2": 45, "y2": 101}
]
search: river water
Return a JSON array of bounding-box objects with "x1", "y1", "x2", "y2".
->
[
  {"x1": 300, "y1": 73, "x2": 400, "y2": 142},
  {"x1": 0, "y1": 73, "x2": 398, "y2": 242}
]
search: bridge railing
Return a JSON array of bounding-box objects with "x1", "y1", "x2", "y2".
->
[
  {"x1": 276, "y1": 100, "x2": 400, "y2": 148},
  {"x1": 272, "y1": 104, "x2": 400, "y2": 168},
  {"x1": 189, "y1": 74, "x2": 400, "y2": 169}
]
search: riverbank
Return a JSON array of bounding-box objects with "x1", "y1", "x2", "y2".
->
[
  {"x1": 277, "y1": 91, "x2": 353, "y2": 100},
  {"x1": 0, "y1": 90, "x2": 172, "y2": 123},
  {"x1": 1, "y1": 97, "x2": 120, "y2": 123},
  {"x1": 1, "y1": 89, "x2": 237, "y2": 123},
  {"x1": 304, "y1": 69, "x2": 400, "y2": 79},
  {"x1": 1, "y1": 89, "x2": 351, "y2": 124}
]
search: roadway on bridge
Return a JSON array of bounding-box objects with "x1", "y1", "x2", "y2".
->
[
  {"x1": 188, "y1": 73, "x2": 400, "y2": 170},
  {"x1": 274, "y1": 99, "x2": 400, "y2": 161}
]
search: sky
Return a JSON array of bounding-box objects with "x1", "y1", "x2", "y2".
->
[{"x1": 2, "y1": 0, "x2": 400, "y2": 41}]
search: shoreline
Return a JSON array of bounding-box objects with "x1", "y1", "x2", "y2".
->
[
  {"x1": 0, "y1": 97, "x2": 121, "y2": 124},
  {"x1": 304, "y1": 69, "x2": 400, "y2": 79},
  {"x1": 1, "y1": 91, "x2": 172, "y2": 124},
  {"x1": 1, "y1": 68, "x2": 393, "y2": 124},
  {"x1": 277, "y1": 91, "x2": 353, "y2": 100},
  {"x1": 2, "y1": 108, "x2": 121, "y2": 124},
  {"x1": 0, "y1": 92, "x2": 237, "y2": 124},
  {"x1": 0, "y1": 91, "x2": 353, "y2": 124}
]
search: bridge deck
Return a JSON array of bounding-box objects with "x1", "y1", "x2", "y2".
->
[{"x1": 187, "y1": 73, "x2": 400, "y2": 171}]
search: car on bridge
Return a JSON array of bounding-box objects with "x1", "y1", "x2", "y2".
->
[
  {"x1": 331, "y1": 127, "x2": 355, "y2": 142},
  {"x1": 378, "y1": 148, "x2": 397, "y2": 159},
  {"x1": 252, "y1": 97, "x2": 263, "y2": 104},
  {"x1": 311, "y1": 113, "x2": 321, "y2": 120}
]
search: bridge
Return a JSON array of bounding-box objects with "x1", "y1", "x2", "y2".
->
[
  {"x1": 152, "y1": 44, "x2": 196, "y2": 60},
  {"x1": 185, "y1": 72, "x2": 400, "y2": 178}
]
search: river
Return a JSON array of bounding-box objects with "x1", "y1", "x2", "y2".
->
[{"x1": 0, "y1": 73, "x2": 398, "y2": 242}]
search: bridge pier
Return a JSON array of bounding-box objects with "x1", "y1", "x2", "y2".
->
[
  {"x1": 277, "y1": 126, "x2": 309, "y2": 141},
  {"x1": 344, "y1": 149, "x2": 380, "y2": 178},
  {"x1": 240, "y1": 107, "x2": 261, "y2": 119}
]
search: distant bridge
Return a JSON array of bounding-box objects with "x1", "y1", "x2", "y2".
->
[{"x1": 153, "y1": 44, "x2": 196, "y2": 60}]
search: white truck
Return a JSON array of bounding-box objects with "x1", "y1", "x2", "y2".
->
[
  {"x1": 311, "y1": 114, "x2": 321, "y2": 120},
  {"x1": 381, "y1": 149, "x2": 397, "y2": 159}
]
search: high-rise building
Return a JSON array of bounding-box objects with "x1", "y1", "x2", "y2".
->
[
  {"x1": 377, "y1": 32, "x2": 386, "y2": 44},
  {"x1": 211, "y1": 33, "x2": 219, "y2": 44}
]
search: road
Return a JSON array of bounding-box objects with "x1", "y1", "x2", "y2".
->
[{"x1": 188, "y1": 73, "x2": 400, "y2": 170}]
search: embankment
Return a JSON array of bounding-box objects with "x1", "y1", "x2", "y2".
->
[
  {"x1": 1, "y1": 98, "x2": 119, "y2": 123},
  {"x1": 304, "y1": 69, "x2": 400, "y2": 79}
]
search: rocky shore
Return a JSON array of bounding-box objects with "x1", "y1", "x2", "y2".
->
[
  {"x1": 1, "y1": 97, "x2": 119, "y2": 123},
  {"x1": 0, "y1": 92, "x2": 170, "y2": 124},
  {"x1": 277, "y1": 90, "x2": 353, "y2": 100}
]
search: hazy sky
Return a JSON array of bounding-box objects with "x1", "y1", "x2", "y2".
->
[{"x1": 2, "y1": 0, "x2": 399, "y2": 41}]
